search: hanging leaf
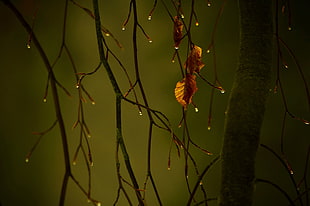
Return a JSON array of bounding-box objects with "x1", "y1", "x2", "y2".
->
[
  {"x1": 173, "y1": 16, "x2": 183, "y2": 49},
  {"x1": 175, "y1": 74, "x2": 198, "y2": 108},
  {"x1": 184, "y1": 45, "x2": 205, "y2": 74},
  {"x1": 174, "y1": 45, "x2": 205, "y2": 108}
]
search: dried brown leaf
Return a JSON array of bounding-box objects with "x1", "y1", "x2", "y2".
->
[
  {"x1": 184, "y1": 45, "x2": 205, "y2": 74},
  {"x1": 173, "y1": 16, "x2": 183, "y2": 49},
  {"x1": 175, "y1": 74, "x2": 198, "y2": 108}
]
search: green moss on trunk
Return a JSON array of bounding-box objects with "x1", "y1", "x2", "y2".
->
[{"x1": 219, "y1": 1, "x2": 273, "y2": 205}]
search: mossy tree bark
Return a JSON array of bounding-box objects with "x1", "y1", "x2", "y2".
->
[{"x1": 219, "y1": 0, "x2": 273, "y2": 206}]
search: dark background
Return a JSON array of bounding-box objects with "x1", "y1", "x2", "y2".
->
[{"x1": 0, "y1": 0, "x2": 309, "y2": 205}]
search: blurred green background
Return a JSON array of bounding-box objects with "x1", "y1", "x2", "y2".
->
[{"x1": 0, "y1": 0, "x2": 309, "y2": 205}]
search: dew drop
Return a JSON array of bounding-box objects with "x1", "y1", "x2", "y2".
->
[
  {"x1": 208, "y1": 126, "x2": 211, "y2": 131},
  {"x1": 304, "y1": 121, "x2": 309, "y2": 125},
  {"x1": 148, "y1": 15, "x2": 152, "y2": 21},
  {"x1": 174, "y1": 46, "x2": 179, "y2": 50},
  {"x1": 96, "y1": 202, "x2": 101, "y2": 206},
  {"x1": 195, "y1": 22, "x2": 199, "y2": 27},
  {"x1": 167, "y1": 167, "x2": 171, "y2": 171},
  {"x1": 43, "y1": 98, "x2": 47, "y2": 103},
  {"x1": 148, "y1": 39, "x2": 153, "y2": 43},
  {"x1": 72, "y1": 161, "x2": 77, "y2": 166},
  {"x1": 90, "y1": 162, "x2": 94, "y2": 167},
  {"x1": 105, "y1": 33, "x2": 110, "y2": 37},
  {"x1": 121, "y1": 27, "x2": 126, "y2": 31},
  {"x1": 290, "y1": 170, "x2": 294, "y2": 175},
  {"x1": 181, "y1": 14, "x2": 185, "y2": 19},
  {"x1": 220, "y1": 90, "x2": 225, "y2": 94},
  {"x1": 194, "y1": 107, "x2": 199, "y2": 112},
  {"x1": 186, "y1": 175, "x2": 189, "y2": 179},
  {"x1": 288, "y1": 26, "x2": 292, "y2": 31},
  {"x1": 138, "y1": 111, "x2": 143, "y2": 116},
  {"x1": 199, "y1": 181, "x2": 203, "y2": 185},
  {"x1": 87, "y1": 134, "x2": 91, "y2": 138},
  {"x1": 206, "y1": 49, "x2": 210, "y2": 53},
  {"x1": 25, "y1": 158, "x2": 29, "y2": 163},
  {"x1": 171, "y1": 59, "x2": 175, "y2": 63},
  {"x1": 91, "y1": 101, "x2": 96, "y2": 105},
  {"x1": 284, "y1": 64, "x2": 289, "y2": 69},
  {"x1": 76, "y1": 84, "x2": 80, "y2": 89},
  {"x1": 207, "y1": 2, "x2": 211, "y2": 7},
  {"x1": 26, "y1": 44, "x2": 31, "y2": 49}
]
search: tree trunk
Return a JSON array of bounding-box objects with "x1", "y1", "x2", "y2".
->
[{"x1": 219, "y1": 1, "x2": 273, "y2": 206}]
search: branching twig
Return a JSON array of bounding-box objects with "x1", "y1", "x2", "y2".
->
[
  {"x1": 187, "y1": 155, "x2": 220, "y2": 205},
  {"x1": 1, "y1": 2, "x2": 72, "y2": 205},
  {"x1": 256, "y1": 178, "x2": 296, "y2": 206},
  {"x1": 92, "y1": 0, "x2": 144, "y2": 205},
  {"x1": 260, "y1": 144, "x2": 303, "y2": 205}
]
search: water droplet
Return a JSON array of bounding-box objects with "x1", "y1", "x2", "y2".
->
[
  {"x1": 76, "y1": 84, "x2": 80, "y2": 89},
  {"x1": 26, "y1": 44, "x2": 31, "y2": 49},
  {"x1": 87, "y1": 199, "x2": 91, "y2": 203},
  {"x1": 220, "y1": 90, "x2": 225, "y2": 94},
  {"x1": 186, "y1": 175, "x2": 189, "y2": 179},
  {"x1": 207, "y1": 2, "x2": 211, "y2": 7},
  {"x1": 90, "y1": 162, "x2": 94, "y2": 167},
  {"x1": 87, "y1": 134, "x2": 91, "y2": 138},
  {"x1": 121, "y1": 27, "x2": 126, "y2": 31},
  {"x1": 72, "y1": 161, "x2": 77, "y2": 165},
  {"x1": 284, "y1": 64, "x2": 288, "y2": 69},
  {"x1": 167, "y1": 167, "x2": 171, "y2": 171},
  {"x1": 138, "y1": 111, "x2": 143, "y2": 116},
  {"x1": 199, "y1": 181, "x2": 203, "y2": 185},
  {"x1": 288, "y1": 26, "x2": 292, "y2": 31},
  {"x1": 91, "y1": 101, "x2": 96, "y2": 105},
  {"x1": 105, "y1": 33, "x2": 110, "y2": 37},
  {"x1": 25, "y1": 158, "x2": 29, "y2": 163},
  {"x1": 171, "y1": 59, "x2": 175, "y2": 63},
  {"x1": 96, "y1": 202, "x2": 101, "y2": 206},
  {"x1": 304, "y1": 121, "x2": 309, "y2": 125},
  {"x1": 194, "y1": 107, "x2": 199, "y2": 112},
  {"x1": 148, "y1": 15, "x2": 152, "y2": 21},
  {"x1": 148, "y1": 39, "x2": 153, "y2": 43},
  {"x1": 290, "y1": 170, "x2": 294, "y2": 175},
  {"x1": 195, "y1": 22, "x2": 199, "y2": 27},
  {"x1": 208, "y1": 126, "x2": 211, "y2": 131},
  {"x1": 174, "y1": 46, "x2": 179, "y2": 50},
  {"x1": 206, "y1": 49, "x2": 210, "y2": 53},
  {"x1": 43, "y1": 98, "x2": 47, "y2": 103},
  {"x1": 181, "y1": 14, "x2": 185, "y2": 19}
]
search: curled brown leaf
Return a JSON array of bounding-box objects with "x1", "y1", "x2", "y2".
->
[
  {"x1": 175, "y1": 74, "x2": 198, "y2": 108},
  {"x1": 173, "y1": 16, "x2": 183, "y2": 49},
  {"x1": 184, "y1": 45, "x2": 205, "y2": 74}
]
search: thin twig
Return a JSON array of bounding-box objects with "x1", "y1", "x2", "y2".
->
[
  {"x1": 256, "y1": 178, "x2": 296, "y2": 206},
  {"x1": 1, "y1": 2, "x2": 72, "y2": 205},
  {"x1": 92, "y1": 0, "x2": 144, "y2": 205},
  {"x1": 187, "y1": 155, "x2": 220, "y2": 205}
]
